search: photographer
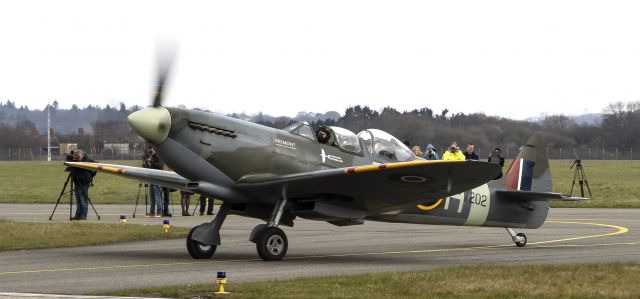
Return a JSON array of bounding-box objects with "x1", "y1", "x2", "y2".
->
[
  {"x1": 67, "y1": 150, "x2": 96, "y2": 220},
  {"x1": 442, "y1": 141, "x2": 465, "y2": 161},
  {"x1": 423, "y1": 144, "x2": 440, "y2": 160},
  {"x1": 488, "y1": 147, "x2": 505, "y2": 179},
  {"x1": 142, "y1": 148, "x2": 163, "y2": 217}
]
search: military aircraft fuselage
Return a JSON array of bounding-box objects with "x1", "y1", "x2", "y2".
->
[
  {"x1": 157, "y1": 107, "x2": 375, "y2": 184},
  {"x1": 135, "y1": 107, "x2": 551, "y2": 231}
]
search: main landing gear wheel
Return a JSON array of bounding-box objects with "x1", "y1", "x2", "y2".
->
[
  {"x1": 186, "y1": 226, "x2": 216, "y2": 259},
  {"x1": 515, "y1": 233, "x2": 527, "y2": 247},
  {"x1": 255, "y1": 227, "x2": 288, "y2": 261}
]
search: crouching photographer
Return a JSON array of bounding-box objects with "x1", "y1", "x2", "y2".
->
[{"x1": 67, "y1": 149, "x2": 97, "y2": 220}]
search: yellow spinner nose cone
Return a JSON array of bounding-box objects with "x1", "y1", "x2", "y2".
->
[{"x1": 127, "y1": 107, "x2": 171, "y2": 144}]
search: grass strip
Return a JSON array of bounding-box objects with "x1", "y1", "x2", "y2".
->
[
  {"x1": 0, "y1": 220, "x2": 188, "y2": 251},
  {"x1": 100, "y1": 263, "x2": 640, "y2": 299}
]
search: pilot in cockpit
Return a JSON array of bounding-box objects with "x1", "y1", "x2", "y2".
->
[{"x1": 316, "y1": 126, "x2": 331, "y2": 144}]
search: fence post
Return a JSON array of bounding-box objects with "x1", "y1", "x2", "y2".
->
[
  {"x1": 615, "y1": 148, "x2": 618, "y2": 160},
  {"x1": 8, "y1": 148, "x2": 10, "y2": 160},
  {"x1": 18, "y1": 148, "x2": 21, "y2": 161},
  {"x1": 506, "y1": 148, "x2": 509, "y2": 159},
  {"x1": 546, "y1": 147, "x2": 549, "y2": 158},
  {"x1": 559, "y1": 148, "x2": 562, "y2": 160},
  {"x1": 588, "y1": 148, "x2": 591, "y2": 160},
  {"x1": 631, "y1": 148, "x2": 633, "y2": 160},
  {"x1": 602, "y1": 148, "x2": 605, "y2": 160}
]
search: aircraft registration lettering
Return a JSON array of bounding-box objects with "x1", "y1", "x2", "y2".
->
[
  {"x1": 464, "y1": 184, "x2": 491, "y2": 226},
  {"x1": 444, "y1": 192, "x2": 464, "y2": 213}
]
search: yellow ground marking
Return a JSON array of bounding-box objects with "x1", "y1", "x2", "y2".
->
[
  {"x1": 532, "y1": 221, "x2": 628, "y2": 245},
  {"x1": 548, "y1": 218, "x2": 640, "y2": 222},
  {"x1": 0, "y1": 220, "x2": 631, "y2": 276}
]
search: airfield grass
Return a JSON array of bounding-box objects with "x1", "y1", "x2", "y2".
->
[
  {"x1": 0, "y1": 160, "x2": 140, "y2": 204},
  {"x1": 0, "y1": 160, "x2": 639, "y2": 207},
  {"x1": 101, "y1": 263, "x2": 640, "y2": 299},
  {"x1": 0, "y1": 220, "x2": 189, "y2": 251}
]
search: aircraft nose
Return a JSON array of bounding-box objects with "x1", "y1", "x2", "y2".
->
[{"x1": 127, "y1": 107, "x2": 171, "y2": 144}]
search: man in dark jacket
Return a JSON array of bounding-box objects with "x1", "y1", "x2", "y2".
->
[
  {"x1": 488, "y1": 147, "x2": 506, "y2": 179},
  {"x1": 463, "y1": 143, "x2": 479, "y2": 160},
  {"x1": 68, "y1": 150, "x2": 96, "y2": 220},
  {"x1": 143, "y1": 148, "x2": 164, "y2": 217}
]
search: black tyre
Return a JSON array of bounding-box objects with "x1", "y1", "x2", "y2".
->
[
  {"x1": 515, "y1": 233, "x2": 527, "y2": 247},
  {"x1": 186, "y1": 226, "x2": 216, "y2": 259},
  {"x1": 255, "y1": 227, "x2": 288, "y2": 261}
]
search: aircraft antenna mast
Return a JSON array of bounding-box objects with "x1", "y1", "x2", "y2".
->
[{"x1": 47, "y1": 103, "x2": 51, "y2": 164}]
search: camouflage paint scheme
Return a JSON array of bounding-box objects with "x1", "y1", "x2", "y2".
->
[{"x1": 66, "y1": 106, "x2": 580, "y2": 260}]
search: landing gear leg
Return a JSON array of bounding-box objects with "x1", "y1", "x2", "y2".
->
[
  {"x1": 186, "y1": 202, "x2": 231, "y2": 259},
  {"x1": 505, "y1": 228, "x2": 527, "y2": 247},
  {"x1": 250, "y1": 193, "x2": 288, "y2": 261}
]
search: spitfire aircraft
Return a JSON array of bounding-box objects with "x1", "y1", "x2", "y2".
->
[{"x1": 66, "y1": 54, "x2": 584, "y2": 261}]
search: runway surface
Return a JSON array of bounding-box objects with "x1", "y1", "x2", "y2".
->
[{"x1": 0, "y1": 204, "x2": 639, "y2": 295}]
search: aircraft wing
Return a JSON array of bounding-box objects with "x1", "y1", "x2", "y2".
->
[
  {"x1": 65, "y1": 162, "x2": 193, "y2": 190},
  {"x1": 236, "y1": 160, "x2": 501, "y2": 215}
]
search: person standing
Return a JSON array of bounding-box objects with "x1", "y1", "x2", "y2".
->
[
  {"x1": 411, "y1": 146, "x2": 423, "y2": 157},
  {"x1": 423, "y1": 144, "x2": 440, "y2": 160},
  {"x1": 68, "y1": 150, "x2": 96, "y2": 220},
  {"x1": 180, "y1": 190, "x2": 193, "y2": 216},
  {"x1": 199, "y1": 195, "x2": 214, "y2": 216},
  {"x1": 488, "y1": 147, "x2": 506, "y2": 179},
  {"x1": 442, "y1": 142, "x2": 465, "y2": 161},
  {"x1": 162, "y1": 187, "x2": 172, "y2": 217},
  {"x1": 463, "y1": 143, "x2": 479, "y2": 160},
  {"x1": 143, "y1": 148, "x2": 163, "y2": 217}
]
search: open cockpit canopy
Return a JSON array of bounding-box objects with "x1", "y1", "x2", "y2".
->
[
  {"x1": 358, "y1": 129, "x2": 414, "y2": 163},
  {"x1": 284, "y1": 122, "x2": 415, "y2": 162}
]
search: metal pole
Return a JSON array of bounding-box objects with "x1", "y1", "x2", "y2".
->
[
  {"x1": 559, "y1": 148, "x2": 562, "y2": 160},
  {"x1": 631, "y1": 148, "x2": 633, "y2": 160},
  {"x1": 546, "y1": 147, "x2": 549, "y2": 158},
  {"x1": 616, "y1": 148, "x2": 618, "y2": 160},
  {"x1": 602, "y1": 147, "x2": 605, "y2": 160},
  {"x1": 506, "y1": 148, "x2": 509, "y2": 159},
  {"x1": 588, "y1": 148, "x2": 591, "y2": 160},
  {"x1": 47, "y1": 103, "x2": 51, "y2": 164}
]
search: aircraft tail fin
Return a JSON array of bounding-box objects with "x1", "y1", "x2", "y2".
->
[{"x1": 503, "y1": 132, "x2": 552, "y2": 193}]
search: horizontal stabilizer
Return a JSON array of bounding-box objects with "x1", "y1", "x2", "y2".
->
[{"x1": 497, "y1": 190, "x2": 589, "y2": 201}]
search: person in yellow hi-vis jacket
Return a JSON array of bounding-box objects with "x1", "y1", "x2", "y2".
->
[{"x1": 442, "y1": 141, "x2": 465, "y2": 161}]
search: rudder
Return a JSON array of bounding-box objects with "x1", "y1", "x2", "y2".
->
[{"x1": 504, "y1": 133, "x2": 551, "y2": 193}]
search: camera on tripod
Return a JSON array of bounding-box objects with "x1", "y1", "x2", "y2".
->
[{"x1": 569, "y1": 151, "x2": 592, "y2": 198}]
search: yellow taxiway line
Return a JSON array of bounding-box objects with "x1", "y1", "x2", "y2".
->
[{"x1": 0, "y1": 220, "x2": 631, "y2": 276}]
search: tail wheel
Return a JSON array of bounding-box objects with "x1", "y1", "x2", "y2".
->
[
  {"x1": 515, "y1": 233, "x2": 527, "y2": 247},
  {"x1": 256, "y1": 227, "x2": 288, "y2": 261},
  {"x1": 186, "y1": 226, "x2": 216, "y2": 259}
]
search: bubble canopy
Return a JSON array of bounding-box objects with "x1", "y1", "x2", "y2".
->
[{"x1": 357, "y1": 129, "x2": 415, "y2": 163}]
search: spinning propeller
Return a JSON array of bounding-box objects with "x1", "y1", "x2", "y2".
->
[{"x1": 127, "y1": 43, "x2": 178, "y2": 144}]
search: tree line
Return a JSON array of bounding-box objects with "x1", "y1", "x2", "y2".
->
[{"x1": 1, "y1": 100, "x2": 639, "y2": 155}]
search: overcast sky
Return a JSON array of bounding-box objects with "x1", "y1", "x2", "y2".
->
[{"x1": 2, "y1": 1, "x2": 640, "y2": 119}]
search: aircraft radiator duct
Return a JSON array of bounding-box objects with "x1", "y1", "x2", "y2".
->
[{"x1": 196, "y1": 181, "x2": 252, "y2": 203}]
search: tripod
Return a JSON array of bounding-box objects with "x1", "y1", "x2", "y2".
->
[
  {"x1": 569, "y1": 159, "x2": 593, "y2": 198},
  {"x1": 49, "y1": 173, "x2": 101, "y2": 220},
  {"x1": 133, "y1": 183, "x2": 149, "y2": 218}
]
